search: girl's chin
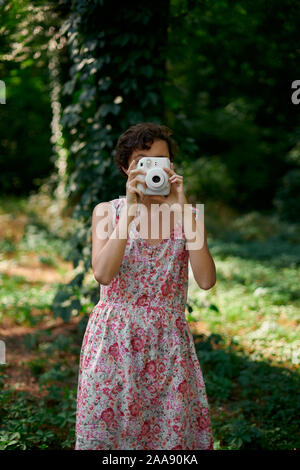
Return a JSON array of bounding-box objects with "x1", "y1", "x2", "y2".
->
[{"x1": 142, "y1": 195, "x2": 163, "y2": 202}]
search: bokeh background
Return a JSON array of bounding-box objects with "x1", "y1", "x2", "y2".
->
[{"x1": 0, "y1": 0, "x2": 299, "y2": 450}]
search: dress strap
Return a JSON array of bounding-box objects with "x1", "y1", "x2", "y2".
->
[
  {"x1": 110, "y1": 197, "x2": 126, "y2": 229},
  {"x1": 191, "y1": 205, "x2": 201, "y2": 220}
]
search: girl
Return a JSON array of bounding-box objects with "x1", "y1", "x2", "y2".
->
[{"x1": 75, "y1": 122, "x2": 216, "y2": 450}]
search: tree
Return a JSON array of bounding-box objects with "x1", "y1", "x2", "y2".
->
[
  {"x1": 0, "y1": 0, "x2": 56, "y2": 194},
  {"x1": 52, "y1": 0, "x2": 171, "y2": 321}
]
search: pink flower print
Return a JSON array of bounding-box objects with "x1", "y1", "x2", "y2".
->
[
  {"x1": 131, "y1": 336, "x2": 144, "y2": 352},
  {"x1": 175, "y1": 317, "x2": 185, "y2": 329},
  {"x1": 118, "y1": 320, "x2": 126, "y2": 330},
  {"x1": 128, "y1": 402, "x2": 140, "y2": 416},
  {"x1": 170, "y1": 281, "x2": 177, "y2": 293},
  {"x1": 196, "y1": 414, "x2": 210, "y2": 429},
  {"x1": 106, "y1": 287, "x2": 113, "y2": 297},
  {"x1": 119, "y1": 279, "x2": 126, "y2": 291},
  {"x1": 135, "y1": 327, "x2": 145, "y2": 336},
  {"x1": 166, "y1": 375, "x2": 173, "y2": 385},
  {"x1": 187, "y1": 357, "x2": 194, "y2": 370},
  {"x1": 153, "y1": 423, "x2": 161, "y2": 434},
  {"x1": 111, "y1": 384, "x2": 122, "y2": 395},
  {"x1": 145, "y1": 360, "x2": 156, "y2": 375},
  {"x1": 148, "y1": 384, "x2": 157, "y2": 394},
  {"x1": 175, "y1": 251, "x2": 184, "y2": 261},
  {"x1": 199, "y1": 406, "x2": 209, "y2": 416},
  {"x1": 160, "y1": 283, "x2": 169, "y2": 296},
  {"x1": 172, "y1": 424, "x2": 180, "y2": 434},
  {"x1": 108, "y1": 342, "x2": 119, "y2": 359},
  {"x1": 136, "y1": 294, "x2": 149, "y2": 307},
  {"x1": 192, "y1": 404, "x2": 203, "y2": 415},
  {"x1": 178, "y1": 379, "x2": 188, "y2": 394},
  {"x1": 101, "y1": 407, "x2": 114, "y2": 424},
  {"x1": 150, "y1": 397, "x2": 160, "y2": 406},
  {"x1": 110, "y1": 421, "x2": 118, "y2": 431},
  {"x1": 141, "y1": 420, "x2": 151, "y2": 436}
]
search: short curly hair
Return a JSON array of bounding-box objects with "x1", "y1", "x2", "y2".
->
[{"x1": 113, "y1": 122, "x2": 179, "y2": 177}]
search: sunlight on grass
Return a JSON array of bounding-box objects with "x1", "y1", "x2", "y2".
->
[
  {"x1": 188, "y1": 250, "x2": 299, "y2": 367},
  {"x1": 185, "y1": 208, "x2": 300, "y2": 449}
]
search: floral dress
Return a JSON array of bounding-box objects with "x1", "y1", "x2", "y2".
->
[{"x1": 75, "y1": 197, "x2": 214, "y2": 450}]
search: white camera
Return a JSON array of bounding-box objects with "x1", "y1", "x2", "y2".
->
[{"x1": 136, "y1": 157, "x2": 170, "y2": 195}]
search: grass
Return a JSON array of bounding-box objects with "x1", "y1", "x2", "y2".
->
[
  {"x1": 187, "y1": 203, "x2": 300, "y2": 449},
  {"x1": 0, "y1": 194, "x2": 299, "y2": 449},
  {"x1": 0, "y1": 193, "x2": 87, "y2": 449}
]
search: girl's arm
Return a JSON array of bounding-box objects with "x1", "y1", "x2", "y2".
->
[
  {"x1": 92, "y1": 201, "x2": 134, "y2": 285},
  {"x1": 184, "y1": 204, "x2": 216, "y2": 290}
]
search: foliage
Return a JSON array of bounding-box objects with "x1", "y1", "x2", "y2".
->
[
  {"x1": 0, "y1": 194, "x2": 74, "y2": 325},
  {"x1": 198, "y1": 335, "x2": 300, "y2": 450},
  {"x1": 165, "y1": 0, "x2": 300, "y2": 211},
  {"x1": 0, "y1": 0, "x2": 56, "y2": 195},
  {"x1": 273, "y1": 169, "x2": 300, "y2": 223},
  {"x1": 0, "y1": 377, "x2": 77, "y2": 450}
]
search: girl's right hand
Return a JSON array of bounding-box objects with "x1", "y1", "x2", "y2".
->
[{"x1": 125, "y1": 159, "x2": 147, "y2": 218}]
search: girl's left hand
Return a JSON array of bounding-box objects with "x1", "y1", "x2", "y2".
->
[{"x1": 148, "y1": 162, "x2": 187, "y2": 207}]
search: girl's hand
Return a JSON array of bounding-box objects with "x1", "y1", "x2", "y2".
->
[
  {"x1": 148, "y1": 162, "x2": 187, "y2": 208},
  {"x1": 126, "y1": 159, "x2": 147, "y2": 217}
]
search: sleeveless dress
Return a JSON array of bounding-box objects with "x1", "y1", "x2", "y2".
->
[{"x1": 75, "y1": 197, "x2": 214, "y2": 450}]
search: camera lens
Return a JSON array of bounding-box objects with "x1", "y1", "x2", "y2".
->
[
  {"x1": 152, "y1": 175, "x2": 161, "y2": 183},
  {"x1": 145, "y1": 168, "x2": 166, "y2": 190}
]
